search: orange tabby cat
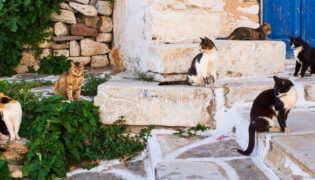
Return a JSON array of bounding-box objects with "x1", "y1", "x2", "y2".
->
[{"x1": 54, "y1": 62, "x2": 84, "y2": 101}]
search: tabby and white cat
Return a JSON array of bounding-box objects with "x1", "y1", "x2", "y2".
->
[
  {"x1": 216, "y1": 23, "x2": 272, "y2": 40},
  {"x1": 0, "y1": 93, "x2": 22, "y2": 141},
  {"x1": 237, "y1": 76, "x2": 297, "y2": 155},
  {"x1": 54, "y1": 62, "x2": 84, "y2": 101},
  {"x1": 159, "y1": 37, "x2": 218, "y2": 87}
]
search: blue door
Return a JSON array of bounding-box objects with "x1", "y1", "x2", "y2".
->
[{"x1": 263, "y1": 0, "x2": 315, "y2": 56}]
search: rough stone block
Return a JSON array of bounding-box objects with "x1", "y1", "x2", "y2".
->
[
  {"x1": 70, "y1": 40, "x2": 80, "y2": 56},
  {"x1": 69, "y1": 2, "x2": 97, "y2": 16},
  {"x1": 100, "y1": 16, "x2": 113, "y2": 33},
  {"x1": 82, "y1": 16, "x2": 102, "y2": 29},
  {"x1": 95, "y1": 1, "x2": 112, "y2": 16},
  {"x1": 20, "y1": 50, "x2": 36, "y2": 64},
  {"x1": 54, "y1": 49, "x2": 70, "y2": 57},
  {"x1": 91, "y1": 55, "x2": 109, "y2": 67},
  {"x1": 39, "y1": 40, "x2": 55, "y2": 48},
  {"x1": 80, "y1": 39, "x2": 110, "y2": 56},
  {"x1": 68, "y1": 56, "x2": 91, "y2": 65},
  {"x1": 74, "y1": 0, "x2": 89, "y2": 4},
  {"x1": 51, "y1": 10, "x2": 76, "y2": 24},
  {"x1": 53, "y1": 36, "x2": 84, "y2": 41},
  {"x1": 60, "y1": 2, "x2": 73, "y2": 11},
  {"x1": 305, "y1": 84, "x2": 315, "y2": 102},
  {"x1": 70, "y1": 24, "x2": 98, "y2": 37},
  {"x1": 54, "y1": 22, "x2": 69, "y2": 36},
  {"x1": 96, "y1": 33, "x2": 112, "y2": 42},
  {"x1": 52, "y1": 43, "x2": 70, "y2": 49},
  {"x1": 94, "y1": 80, "x2": 215, "y2": 127}
]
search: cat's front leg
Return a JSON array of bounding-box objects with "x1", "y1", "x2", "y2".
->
[
  {"x1": 66, "y1": 83, "x2": 74, "y2": 101},
  {"x1": 294, "y1": 62, "x2": 301, "y2": 77},
  {"x1": 74, "y1": 89, "x2": 81, "y2": 101},
  {"x1": 300, "y1": 64, "x2": 308, "y2": 78},
  {"x1": 277, "y1": 110, "x2": 287, "y2": 132},
  {"x1": 2, "y1": 114, "x2": 15, "y2": 140}
]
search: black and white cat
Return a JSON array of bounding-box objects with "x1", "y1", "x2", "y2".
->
[
  {"x1": 290, "y1": 36, "x2": 315, "y2": 77},
  {"x1": 237, "y1": 76, "x2": 297, "y2": 156},
  {"x1": 159, "y1": 37, "x2": 218, "y2": 87},
  {"x1": 0, "y1": 94, "x2": 22, "y2": 141}
]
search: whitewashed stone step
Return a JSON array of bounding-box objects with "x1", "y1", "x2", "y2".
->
[{"x1": 94, "y1": 79, "x2": 215, "y2": 127}]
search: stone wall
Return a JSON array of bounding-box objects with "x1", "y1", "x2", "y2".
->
[
  {"x1": 15, "y1": 0, "x2": 114, "y2": 73},
  {"x1": 113, "y1": 0, "x2": 262, "y2": 78}
]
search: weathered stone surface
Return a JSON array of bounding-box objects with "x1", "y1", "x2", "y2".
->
[
  {"x1": 80, "y1": 39, "x2": 110, "y2": 56},
  {"x1": 228, "y1": 159, "x2": 269, "y2": 180},
  {"x1": 89, "y1": 0, "x2": 98, "y2": 5},
  {"x1": 100, "y1": 16, "x2": 113, "y2": 33},
  {"x1": 286, "y1": 110, "x2": 315, "y2": 133},
  {"x1": 53, "y1": 36, "x2": 84, "y2": 41},
  {"x1": 95, "y1": 1, "x2": 112, "y2": 16},
  {"x1": 70, "y1": 40, "x2": 80, "y2": 56},
  {"x1": 68, "y1": 56, "x2": 91, "y2": 65},
  {"x1": 52, "y1": 42, "x2": 70, "y2": 49},
  {"x1": 74, "y1": 0, "x2": 89, "y2": 4},
  {"x1": 54, "y1": 49, "x2": 70, "y2": 57},
  {"x1": 69, "y1": 172, "x2": 124, "y2": 180},
  {"x1": 177, "y1": 139, "x2": 241, "y2": 159},
  {"x1": 0, "y1": 140, "x2": 28, "y2": 165},
  {"x1": 51, "y1": 10, "x2": 76, "y2": 24},
  {"x1": 155, "y1": 162, "x2": 228, "y2": 180},
  {"x1": 71, "y1": 24, "x2": 98, "y2": 37},
  {"x1": 20, "y1": 50, "x2": 36, "y2": 64},
  {"x1": 112, "y1": 160, "x2": 146, "y2": 178},
  {"x1": 82, "y1": 16, "x2": 102, "y2": 29},
  {"x1": 91, "y1": 55, "x2": 109, "y2": 67},
  {"x1": 108, "y1": 48, "x2": 122, "y2": 66},
  {"x1": 305, "y1": 84, "x2": 315, "y2": 102},
  {"x1": 9, "y1": 165, "x2": 23, "y2": 178},
  {"x1": 265, "y1": 134, "x2": 315, "y2": 179},
  {"x1": 14, "y1": 64, "x2": 29, "y2": 74},
  {"x1": 96, "y1": 33, "x2": 112, "y2": 42},
  {"x1": 39, "y1": 49, "x2": 52, "y2": 59},
  {"x1": 69, "y1": 2, "x2": 98, "y2": 16},
  {"x1": 60, "y1": 2, "x2": 73, "y2": 10},
  {"x1": 54, "y1": 22, "x2": 69, "y2": 36},
  {"x1": 94, "y1": 80, "x2": 215, "y2": 127},
  {"x1": 39, "y1": 40, "x2": 55, "y2": 48},
  {"x1": 156, "y1": 134, "x2": 206, "y2": 158}
]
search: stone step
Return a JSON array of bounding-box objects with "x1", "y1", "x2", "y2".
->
[
  {"x1": 235, "y1": 107, "x2": 315, "y2": 179},
  {"x1": 138, "y1": 41, "x2": 286, "y2": 81},
  {"x1": 94, "y1": 79, "x2": 215, "y2": 127}
]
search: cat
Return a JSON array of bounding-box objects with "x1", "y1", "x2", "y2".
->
[
  {"x1": 0, "y1": 93, "x2": 22, "y2": 141},
  {"x1": 54, "y1": 61, "x2": 84, "y2": 101},
  {"x1": 237, "y1": 76, "x2": 297, "y2": 156},
  {"x1": 159, "y1": 37, "x2": 218, "y2": 87},
  {"x1": 216, "y1": 23, "x2": 271, "y2": 40},
  {"x1": 290, "y1": 36, "x2": 315, "y2": 77}
]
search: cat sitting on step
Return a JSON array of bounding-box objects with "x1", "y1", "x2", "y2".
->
[
  {"x1": 54, "y1": 62, "x2": 84, "y2": 101},
  {"x1": 290, "y1": 36, "x2": 315, "y2": 77},
  {"x1": 159, "y1": 37, "x2": 218, "y2": 87},
  {"x1": 237, "y1": 76, "x2": 297, "y2": 156},
  {"x1": 0, "y1": 93, "x2": 22, "y2": 143},
  {"x1": 216, "y1": 23, "x2": 271, "y2": 40}
]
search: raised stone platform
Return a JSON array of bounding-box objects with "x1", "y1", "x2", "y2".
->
[
  {"x1": 148, "y1": 41, "x2": 286, "y2": 81},
  {"x1": 94, "y1": 79, "x2": 215, "y2": 127}
]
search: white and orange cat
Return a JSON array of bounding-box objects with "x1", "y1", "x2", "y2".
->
[{"x1": 0, "y1": 93, "x2": 22, "y2": 142}]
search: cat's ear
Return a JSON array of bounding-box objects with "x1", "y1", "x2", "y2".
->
[
  {"x1": 204, "y1": 37, "x2": 210, "y2": 40},
  {"x1": 297, "y1": 36, "x2": 302, "y2": 40},
  {"x1": 200, "y1": 37, "x2": 204, "y2": 41},
  {"x1": 273, "y1": 76, "x2": 280, "y2": 82}
]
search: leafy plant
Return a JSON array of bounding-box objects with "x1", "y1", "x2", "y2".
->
[
  {"x1": 173, "y1": 124, "x2": 207, "y2": 137},
  {"x1": 38, "y1": 54, "x2": 72, "y2": 75},
  {"x1": 136, "y1": 72, "x2": 154, "y2": 82},
  {"x1": 0, "y1": 160, "x2": 12, "y2": 180},
  {"x1": 81, "y1": 73, "x2": 110, "y2": 96},
  {"x1": 0, "y1": 0, "x2": 63, "y2": 76},
  {"x1": 109, "y1": 0, "x2": 115, "y2": 9}
]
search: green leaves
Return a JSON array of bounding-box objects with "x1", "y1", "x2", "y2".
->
[
  {"x1": 81, "y1": 73, "x2": 110, "y2": 96},
  {"x1": 0, "y1": 160, "x2": 12, "y2": 180},
  {"x1": 173, "y1": 123, "x2": 208, "y2": 137},
  {"x1": 38, "y1": 53, "x2": 72, "y2": 75}
]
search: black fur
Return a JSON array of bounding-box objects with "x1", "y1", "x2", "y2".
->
[
  {"x1": 290, "y1": 36, "x2": 315, "y2": 77},
  {"x1": 0, "y1": 113, "x2": 9, "y2": 135},
  {"x1": 0, "y1": 97, "x2": 12, "y2": 104},
  {"x1": 237, "y1": 76, "x2": 295, "y2": 155}
]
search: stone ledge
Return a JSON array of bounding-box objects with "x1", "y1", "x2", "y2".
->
[
  {"x1": 94, "y1": 79, "x2": 215, "y2": 127},
  {"x1": 144, "y1": 40, "x2": 285, "y2": 80}
]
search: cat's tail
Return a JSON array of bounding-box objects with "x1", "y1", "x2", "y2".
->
[
  {"x1": 159, "y1": 81, "x2": 190, "y2": 86},
  {"x1": 215, "y1": 37, "x2": 228, "y2": 40},
  {"x1": 237, "y1": 124, "x2": 255, "y2": 156}
]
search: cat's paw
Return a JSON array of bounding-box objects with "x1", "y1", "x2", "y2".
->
[
  {"x1": 299, "y1": 75, "x2": 303, "y2": 78},
  {"x1": 284, "y1": 128, "x2": 291, "y2": 133},
  {"x1": 15, "y1": 136, "x2": 21, "y2": 141},
  {"x1": 9, "y1": 136, "x2": 15, "y2": 141}
]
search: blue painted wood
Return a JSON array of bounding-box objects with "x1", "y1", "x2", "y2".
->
[
  {"x1": 301, "y1": 0, "x2": 315, "y2": 48},
  {"x1": 263, "y1": 0, "x2": 301, "y2": 55}
]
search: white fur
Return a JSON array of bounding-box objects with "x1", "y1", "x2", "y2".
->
[
  {"x1": 292, "y1": 45, "x2": 303, "y2": 64},
  {"x1": 193, "y1": 48, "x2": 218, "y2": 86},
  {"x1": 258, "y1": 116, "x2": 277, "y2": 127},
  {"x1": 0, "y1": 101, "x2": 22, "y2": 140},
  {"x1": 278, "y1": 86, "x2": 298, "y2": 110}
]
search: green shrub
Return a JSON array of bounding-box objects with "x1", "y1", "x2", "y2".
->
[
  {"x1": 0, "y1": 0, "x2": 63, "y2": 76},
  {"x1": 81, "y1": 73, "x2": 110, "y2": 96},
  {"x1": 0, "y1": 160, "x2": 12, "y2": 180},
  {"x1": 173, "y1": 123, "x2": 207, "y2": 137},
  {"x1": 38, "y1": 54, "x2": 72, "y2": 75}
]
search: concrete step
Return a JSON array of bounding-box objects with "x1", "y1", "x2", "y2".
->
[
  {"x1": 148, "y1": 130, "x2": 277, "y2": 180},
  {"x1": 235, "y1": 107, "x2": 315, "y2": 179},
  {"x1": 142, "y1": 41, "x2": 286, "y2": 81}
]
